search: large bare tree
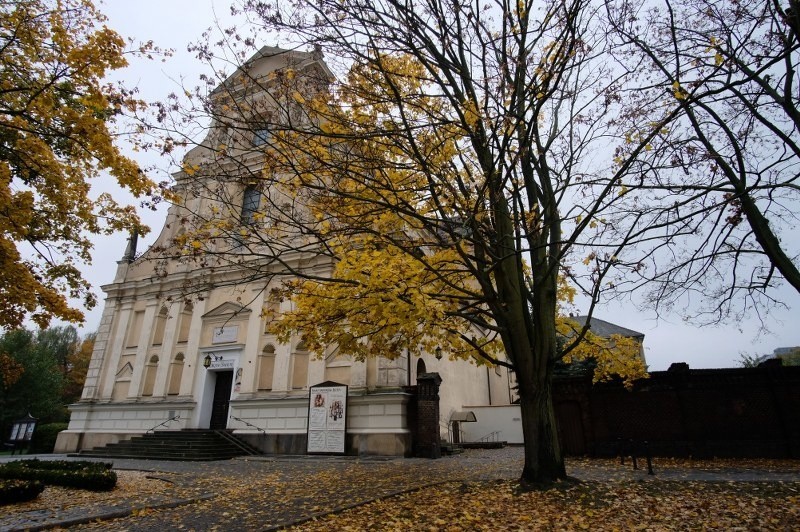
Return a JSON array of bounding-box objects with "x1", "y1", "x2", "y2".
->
[{"x1": 146, "y1": 0, "x2": 682, "y2": 485}]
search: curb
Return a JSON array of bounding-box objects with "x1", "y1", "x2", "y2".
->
[{"x1": 1, "y1": 493, "x2": 215, "y2": 532}]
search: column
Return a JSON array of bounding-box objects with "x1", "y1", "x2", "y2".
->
[
  {"x1": 152, "y1": 302, "x2": 181, "y2": 397},
  {"x1": 179, "y1": 297, "x2": 209, "y2": 398},
  {"x1": 239, "y1": 289, "x2": 266, "y2": 395}
]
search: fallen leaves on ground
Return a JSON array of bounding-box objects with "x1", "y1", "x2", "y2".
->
[
  {"x1": 11, "y1": 470, "x2": 181, "y2": 513},
  {"x1": 292, "y1": 478, "x2": 800, "y2": 531},
  {"x1": 7, "y1": 450, "x2": 799, "y2": 531}
]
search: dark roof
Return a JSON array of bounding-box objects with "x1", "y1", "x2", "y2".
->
[{"x1": 569, "y1": 316, "x2": 644, "y2": 341}]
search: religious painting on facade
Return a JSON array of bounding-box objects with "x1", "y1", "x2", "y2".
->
[{"x1": 307, "y1": 381, "x2": 348, "y2": 454}]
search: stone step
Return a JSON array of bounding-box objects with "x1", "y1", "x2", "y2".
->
[{"x1": 71, "y1": 429, "x2": 261, "y2": 461}]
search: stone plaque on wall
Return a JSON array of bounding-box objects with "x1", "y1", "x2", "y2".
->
[{"x1": 212, "y1": 326, "x2": 238, "y2": 344}]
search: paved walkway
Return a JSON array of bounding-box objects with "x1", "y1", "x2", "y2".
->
[{"x1": 1, "y1": 448, "x2": 798, "y2": 531}]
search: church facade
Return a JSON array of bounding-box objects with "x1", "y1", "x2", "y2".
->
[{"x1": 55, "y1": 47, "x2": 515, "y2": 456}]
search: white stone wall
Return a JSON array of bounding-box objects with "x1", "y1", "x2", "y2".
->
[
  {"x1": 459, "y1": 404, "x2": 524, "y2": 444},
  {"x1": 54, "y1": 401, "x2": 194, "y2": 453}
]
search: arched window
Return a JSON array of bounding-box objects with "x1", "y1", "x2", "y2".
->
[
  {"x1": 258, "y1": 345, "x2": 276, "y2": 391},
  {"x1": 241, "y1": 185, "x2": 261, "y2": 225},
  {"x1": 167, "y1": 353, "x2": 185, "y2": 395},
  {"x1": 142, "y1": 355, "x2": 159, "y2": 396},
  {"x1": 416, "y1": 358, "x2": 427, "y2": 381}
]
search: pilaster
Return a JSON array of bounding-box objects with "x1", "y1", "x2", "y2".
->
[
  {"x1": 81, "y1": 298, "x2": 122, "y2": 401},
  {"x1": 152, "y1": 303, "x2": 180, "y2": 397},
  {"x1": 238, "y1": 289, "x2": 266, "y2": 395},
  {"x1": 180, "y1": 297, "x2": 209, "y2": 398}
]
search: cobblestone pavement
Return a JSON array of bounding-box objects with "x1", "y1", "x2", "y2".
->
[{"x1": 1, "y1": 448, "x2": 798, "y2": 531}]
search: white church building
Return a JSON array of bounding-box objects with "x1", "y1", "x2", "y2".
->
[{"x1": 55, "y1": 47, "x2": 516, "y2": 457}]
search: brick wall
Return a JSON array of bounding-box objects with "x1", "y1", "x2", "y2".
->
[{"x1": 413, "y1": 373, "x2": 442, "y2": 458}]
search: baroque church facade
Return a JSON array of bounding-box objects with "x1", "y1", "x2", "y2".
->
[{"x1": 55, "y1": 47, "x2": 516, "y2": 456}]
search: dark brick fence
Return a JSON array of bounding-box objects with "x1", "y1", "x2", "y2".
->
[{"x1": 553, "y1": 364, "x2": 800, "y2": 458}]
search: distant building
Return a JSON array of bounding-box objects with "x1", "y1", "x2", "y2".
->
[
  {"x1": 774, "y1": 347, "x2": 800, "y2": 366},
  {"x1": 564, "y1": 315, "x2": 647, "y2": 365}
]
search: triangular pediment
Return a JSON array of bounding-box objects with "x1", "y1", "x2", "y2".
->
[
  {"x1": 211, "y1": 45, "x2": 334, "y2": 97},
  {"x1": 115, "y1": 362, "x2": 133, "y2": 379},
  {"x1": 202, "y1": 301, "x2": 252, "y2": 319}
]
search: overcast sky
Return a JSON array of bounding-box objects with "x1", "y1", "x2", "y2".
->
[{"x1": 75, "y1": 0, "x2": 800, "y2": 371}]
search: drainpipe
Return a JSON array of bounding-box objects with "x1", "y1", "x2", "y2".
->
[{"x1": 486, "y1": 367, "x2": 492, "y2": 405}]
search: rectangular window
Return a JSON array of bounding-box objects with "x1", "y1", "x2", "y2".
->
[
  {"x1": 252, "y1": 128, "x2": 270, "y2": 147},
  {"x1": 126, "y1": 311, "x2": 144, "y2": 348},
  {"x1": 241, "y1": 186, "x2": 261, "y2": 225}
]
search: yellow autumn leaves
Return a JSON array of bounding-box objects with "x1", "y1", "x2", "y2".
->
[{"x1": 0, "y1": 0, "x2": 160, "y2": 328}]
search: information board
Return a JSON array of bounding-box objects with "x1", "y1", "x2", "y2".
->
[{"x1": 306, "y1": 382, "x2": 348, "y2": 454}]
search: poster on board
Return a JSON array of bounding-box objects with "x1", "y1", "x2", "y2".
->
[{"x1": 307, "y1": 381, "x2": 348, "y2": 454}]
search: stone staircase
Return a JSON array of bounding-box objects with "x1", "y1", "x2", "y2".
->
[{"x1": 72, "y1": 430, "x2": 262, "y2": 461}]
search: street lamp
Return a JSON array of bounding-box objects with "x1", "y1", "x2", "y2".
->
[
  {"x1": 435, "y1": 346, "x2": 443, "y2": 360},
  {"x1": 203, "y1": 354, "x2": 211, "y2": 369}
]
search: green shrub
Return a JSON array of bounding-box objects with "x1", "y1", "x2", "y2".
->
[
  {"x1": 0, "y1": 459, "x2": 116, "y2": 491},
  {"x1": 0, "y1": 478, "x2": 45, "y2": 505},
  {"x1": 2, "y1": 459, "x2": 112, "y2": 472},
  {"x1": 28, "y1": 423, "x2": 68, "y2": 454}
]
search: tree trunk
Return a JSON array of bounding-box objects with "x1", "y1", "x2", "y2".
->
[{"x1": 517, "y1": 360, "x2": 566, "y2": 484}]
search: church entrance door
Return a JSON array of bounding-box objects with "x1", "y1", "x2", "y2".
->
[{"x1": 209, "y1": 370, "x2": 233, "y2": 430}]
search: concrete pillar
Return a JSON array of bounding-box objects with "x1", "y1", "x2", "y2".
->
[{"x1": 82, "y1": 298, "x2": 126, "y2": 401}]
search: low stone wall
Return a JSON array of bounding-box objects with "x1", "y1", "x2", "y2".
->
[{"x1": 230, "y1": 392, "x2": 412, "y2": 456}]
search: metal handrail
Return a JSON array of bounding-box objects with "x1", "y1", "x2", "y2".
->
[
  {"x1": 230, "y1": 415, "x2": 267, "y2": 435},
  {"x1": 473, "y1": 430, "x2": 501, "y2": 443},
  {"x1": 146, "y1": 414, "x2": 180, "y2": 434}
]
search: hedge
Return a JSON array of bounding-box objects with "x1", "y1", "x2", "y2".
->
[
  {"x1": 0, "y1": 479, "x2": 45, "y2": 505},
  {"x1": 0, "y1": 459, "x2": 116, "y2": 491}
]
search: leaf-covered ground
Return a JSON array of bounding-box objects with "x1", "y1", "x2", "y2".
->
[
  {"x1": 2, "y1": 449, "x2": 797, "y2": 530},
  {"x1": 292, "y1": 478, "x2": 799, "y2": 531}
]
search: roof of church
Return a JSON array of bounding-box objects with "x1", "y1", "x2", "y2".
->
[{"x1": 568, "y1": 315, "x2": 644, "y2": 340}]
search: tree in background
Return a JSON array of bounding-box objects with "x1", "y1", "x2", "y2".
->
[
  {"x1": 0, "y1": 0, "x2": 163, "y2": 330},
  {"x1": 0, "y1": 329, "x2": 64, "y2": 433},
  {"x1": 0, "y1": 326, "x2": 93, "y2": 434},
  {"x1": 63, "y1": 331, "x2": 94, "y2": 404}
]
